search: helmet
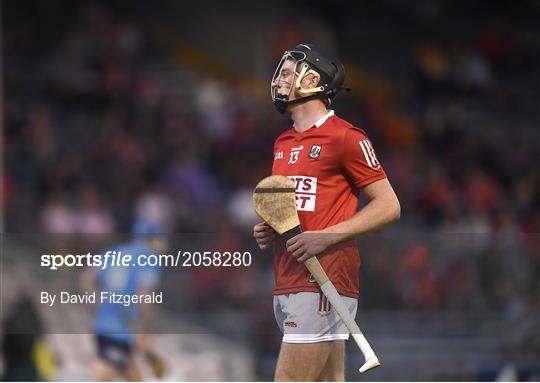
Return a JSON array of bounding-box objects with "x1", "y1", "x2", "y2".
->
[{"x1": 271, "y1": 43, "x2": 347, "y2": 114}]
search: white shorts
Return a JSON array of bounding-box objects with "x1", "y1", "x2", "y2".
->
[{"x1": 273, "y1": 292, "x2": 358, "y2": 344}]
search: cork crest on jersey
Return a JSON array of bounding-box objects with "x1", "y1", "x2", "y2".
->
[{"x1": 308, "y1": 144, "x2": 322, "y2": 159}]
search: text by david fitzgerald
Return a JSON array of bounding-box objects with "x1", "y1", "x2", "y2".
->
[{"x1": 40, "y1": 291, "x2": 163, "y2": 307}]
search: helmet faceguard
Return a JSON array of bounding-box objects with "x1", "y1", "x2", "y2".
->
[{"x1": 271, "y1": 44, "x2": 347, "y2": 114}]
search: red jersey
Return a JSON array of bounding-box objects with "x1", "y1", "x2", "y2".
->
[{"x1": 271, "y1": 111, "x2": 387, "y2": 298}]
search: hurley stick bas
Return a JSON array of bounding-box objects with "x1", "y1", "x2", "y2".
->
[{"x1": 252, "y1": 175, "x2": 380, "y2": 373}]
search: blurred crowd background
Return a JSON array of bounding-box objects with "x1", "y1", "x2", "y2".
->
[{"x1": 2, "y1": 0, "x2": 539, "y2": 381}]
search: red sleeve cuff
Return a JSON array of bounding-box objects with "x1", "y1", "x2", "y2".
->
[{"x1": 353, "y1": 173, "x2": 387, "y2": 189}]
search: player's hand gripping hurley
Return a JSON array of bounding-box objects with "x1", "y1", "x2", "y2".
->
[{"x1": 252, "y1": 175, "x2": 380, "y2": 373}]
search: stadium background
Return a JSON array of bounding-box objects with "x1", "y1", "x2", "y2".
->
[{"x1": 2, "y1": 0, "x2": 539, "y2": 380}]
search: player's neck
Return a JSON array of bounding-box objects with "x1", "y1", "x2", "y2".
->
[{"x1": 290, "y1": 101, "x2": 328, "y2": 133}]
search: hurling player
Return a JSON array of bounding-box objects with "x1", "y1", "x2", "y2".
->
[{"x1": 253, "y1": 44, "x2": 400, "y2": 381}]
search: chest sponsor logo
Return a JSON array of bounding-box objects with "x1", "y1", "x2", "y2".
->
[
  {"x1": 308, "y1": 144, "x2": 322, "y2": 159},
  {"x1": 274, "y1": 151, "x2": 283, "y2": 160},
  {"x1": 288, "y1": 175, "x2": 317, "y2": 212},
  {"x1": 288, "y1": 145, "x2": 304, "y2": 165}
]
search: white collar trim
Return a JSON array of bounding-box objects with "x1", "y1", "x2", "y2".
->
[{"x1": 314, "y1": 110, "x2": 334, "y2": 128}]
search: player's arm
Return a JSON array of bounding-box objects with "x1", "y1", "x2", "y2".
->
[
  {"x1": 137, "y1": 282, "x2": 167, "y2": 377},
  {"x1": 323, "y1": 178, "x2": 400, "y2": 241},
  {"x1": 135, "y1": 285, "x2": 157, "y2": 366},
  {"x1": 136, "y1": 264, "x2": 162, "y2": 332},
  {"x1": 138, "y1": 286, "x2": 154, "y2": 332},
  {"x1": 287, "y1": 179, "x2": 400, "y2": 262}
]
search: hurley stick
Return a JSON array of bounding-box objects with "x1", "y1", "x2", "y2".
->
[{"x1": 253, "y1": 175, "x2": 380, "y2": 373}]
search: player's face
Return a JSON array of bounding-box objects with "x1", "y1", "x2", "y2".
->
[{"x1": 272, "y1": 58, "x2": 298, "y2": 101}]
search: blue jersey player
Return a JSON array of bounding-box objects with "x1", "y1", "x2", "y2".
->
[{"x1": 84, "y1": 218, "x2": 167, "y2": 381}]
